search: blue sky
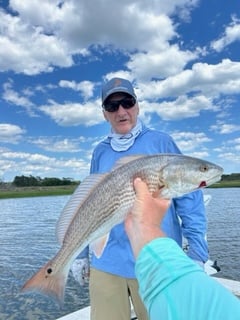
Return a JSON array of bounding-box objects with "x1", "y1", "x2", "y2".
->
[{"x1": 0, "y1": 0, "x2": 240, "y2": 182}]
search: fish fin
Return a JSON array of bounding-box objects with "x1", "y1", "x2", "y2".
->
[
  {"x1": 21, "y1": 260, "x2": 68, "y2": 305},
  {"x1": 90, "y1": 233, "x2": 110, "y2": 258},
  {"x1": 112, "y1": 155, "x2": 145, "y2": 170},
  {"x1": 56, "y1": 173, "x2": 107, "y2": 244}
]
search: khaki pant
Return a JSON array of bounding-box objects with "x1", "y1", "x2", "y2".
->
[{"x1": 90, "y1": 268, "x2": 149, "y2": 320}]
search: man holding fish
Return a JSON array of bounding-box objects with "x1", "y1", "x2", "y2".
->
[
  {"x1": 22, "y1": 77, "x2": 224, "y2": 317},
  {"x1": 77, "y1": 77, "x2": 209, "y2": 320}
]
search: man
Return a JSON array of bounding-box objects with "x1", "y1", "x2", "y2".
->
[{"x1": 75, "y1": 77, "x2": 208, "y2": 320}]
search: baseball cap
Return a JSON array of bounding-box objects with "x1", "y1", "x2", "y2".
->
[{"x1": 102, "y1": 77, "x2": 137, "y2": 105}]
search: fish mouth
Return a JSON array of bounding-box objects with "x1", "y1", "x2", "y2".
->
[
  {"x1": 201, "y1": 173, "x2": 222, "y2": 188},
  {"x1": 199, "y1": 181, "x2": 207, "y2": 188}
]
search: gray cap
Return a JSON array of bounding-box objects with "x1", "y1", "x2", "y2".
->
[{"x1": 102, "y1": 77, "x2": 137, "y2": 105}]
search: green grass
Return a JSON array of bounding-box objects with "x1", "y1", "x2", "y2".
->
[
  {"x1": 209, "y1": 180, "x2": 240, "y2": 188},
  {"x1": 0, "y1": 185, "x2": 78, "y2": 199}
]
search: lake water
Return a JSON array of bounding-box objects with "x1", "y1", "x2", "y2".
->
[{"x1": 0, "y1": 188, "x2": 239, "y2": 320}]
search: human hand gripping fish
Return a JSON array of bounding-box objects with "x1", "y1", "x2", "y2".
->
[
  {"x1": 21, "y1": 154, "x2": 223, "y2": 304},
  {"x1": 125, "y1": 177, "x2": 170, "y2": 258}
]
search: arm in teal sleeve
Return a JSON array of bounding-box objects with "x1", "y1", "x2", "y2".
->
[{"x1": 135, "y1": 238, "x2": 240, "y2": 320}]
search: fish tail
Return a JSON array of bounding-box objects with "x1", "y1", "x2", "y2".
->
[{"x1": 21, "y1": 260, "x2": 68, "y2": 305}]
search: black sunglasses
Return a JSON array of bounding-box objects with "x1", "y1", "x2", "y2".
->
[{"x1": 103, "y1": 96, "x2": 136, "y2": 112}]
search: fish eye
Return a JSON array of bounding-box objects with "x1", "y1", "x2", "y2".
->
[
  {"x1": 200, "y1": 165, "x2": 209, "y2": 172},
  {"x1": 45, "y1": 267, "x2": 53, "y2": 278},
  {"x1": 47, "y1": 268, "x2": 52, "y2": 274}
]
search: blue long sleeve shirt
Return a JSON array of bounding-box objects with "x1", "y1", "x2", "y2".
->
[
  {"x1": 136, "y1": 238, "x2": 240, "y2": 320},
  {"x1": 81, "y1": 124, "x2": 208, "y2": 278}
]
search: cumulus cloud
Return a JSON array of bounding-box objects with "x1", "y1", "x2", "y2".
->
[
  {"x1": 0, "y1": 149, "x2": 90, "y2": 180},
  {"x1": 139, "y1": 95, "x2": 215, "y2": 121},
  {"x1": 0, "y1": 123, "x2": 26, "y2": 143},
  {"x1": 0, "y1": 9, "x2": 74, "y2": 75},
  {"x1": 39, "y1": 99, "x2": 104, "y2": 126},
  {"x1": 211, "y1": 15, "x2": 240, "y2": 52},
  {"x1": 31, "y1": 137, "x2": 81, "y2": 152},
  {"x1": 127, "y1": 45, "x2": 197, "y2": 81},
  {"x1": 59, "y1": 80, "x2": 95, "y2": 99},
  {"x1": 171, "y1": 131, "x2": 211, "y2": 152},
  {"x1": 210, "y1": 122, "x2": 240, "y2": 134},
  {"x1": 29, "y1": 136, "x2": 91, "y2": 153},
  {"x1": 2, "y1": 81, "x2": 36, "y2": 115},
  {"x1": 137, "y1": 59, "x2": 240, "y2": 100},
  {"x1": 0, "y1": 0, "x2": 198, "y2": 75}
]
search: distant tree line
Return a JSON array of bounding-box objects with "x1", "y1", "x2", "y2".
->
[
  {"x1": 12, "y1": 175, "x2": 78, "y2": 187},
  {"x1": 221, "y1": 173, "x2": 240, "y2": 181},
  {"x1": 1, "y1": 173, "x2": 240, "y2": 188}
]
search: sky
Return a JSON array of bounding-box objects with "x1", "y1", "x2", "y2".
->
[{"x1": 0, "y1": 0, "x2": 240, "y2": 182}]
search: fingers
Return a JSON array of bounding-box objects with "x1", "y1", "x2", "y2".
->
[
  {"x1": 133, "y1": 177, "x2": 150, "y2": 199},
  {"x1": 134, "y1": 178, "x2": 163, "y2": 201},
  {"x1": 132, "y1": 177, "x2": 171, "y2": 221}
]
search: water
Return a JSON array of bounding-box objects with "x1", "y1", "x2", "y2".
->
[
  {"x1": 0, "y1": 188, "x2": 239, "y2": 320},
  {"x1": 0, "y1": 196, "x2": 89, "y2": 320},
  {"x1": 205, "y1": 188, "x2": 240, "y2": 282}
]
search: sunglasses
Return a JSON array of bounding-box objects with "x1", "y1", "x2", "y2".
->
[{"x1": 103, "y1": 96, "x2": 136, "y2": 112}]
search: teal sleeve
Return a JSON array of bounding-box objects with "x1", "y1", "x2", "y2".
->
[{"x1": 135, "y1": 238, "x2": 240, "y2": 320}]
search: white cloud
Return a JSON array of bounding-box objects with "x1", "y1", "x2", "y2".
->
[
  {"x1": 29, "y1": 136, "x2": 90, "y2": 153},
  {"x1": 0, "y1": 1, "x2": 199, "y2": 75},
  {"x1": 33, "y1": 138, "x2": 81, "y2": 153},
  {"x1": 211, "y1": 16, "x2": 240, "y2": 52},
  {"x1": 223, "y1": 138, "x2": 240, "y2": 155},
  {"x1": 0, "y1": 7, "x2": 73, "y2": 75},
  {"x1": 171, "y1": 131, "x2": 211, "y2": 152},
  {"x1": 127, "y1": 45, "x2": 197, "y2": 80},
  {"x1": 186, "y1": 151, "x2": 210, "y2": 159},
  {"x1": 210, "y1": 122, "x2": 240, "y2": 134},
  {"x1": 2, "y1": 81, "x2": 35, "y2": 114},
  {"x1": 9, "y1": 0, "x2": 65, "y2": 28},
  {"x1": 139, "y1": 95, "x2": 214, "y2": 121},
  {"x1": 0, "y1": 149, "x2": 90, "y2": 181},
  {"x1": 55, "y1": 1, "x2": 179, "y2": 52},
  {"x1": 0, "y1": 123, "x2": 26, "y2": 143},
  {"x1": 137, "y1": 59, "x2": 240, "y2": 100},
  {"x1": 218, "y1": 152, "x2": 240, "y2": 170},
  {"x1": 39, "y1": 99, "x2": 104, "y2": 126},
  {"x1": 59, "y1": 80, "x2": 95, "y2": 99}
]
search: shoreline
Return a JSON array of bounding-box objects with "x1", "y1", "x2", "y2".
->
[
  {"x1": 0, "y1": 185, "x2": 78, "y2": 199},
  {"x1": 0, "y1": 182, "x2": 239, "y2": 199}
]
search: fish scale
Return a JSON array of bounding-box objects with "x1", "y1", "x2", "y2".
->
[{"x1": 21, "y1": 153, "x2": 223, "y2": 303}]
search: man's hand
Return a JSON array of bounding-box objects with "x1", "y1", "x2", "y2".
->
[{"x1": 71, "y1": 258, "x2": 90, "y2": 286}]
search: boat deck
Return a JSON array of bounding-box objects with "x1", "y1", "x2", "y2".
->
[{"x1": 56, "y1": 276, "x2": 240, "y2": 320}]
